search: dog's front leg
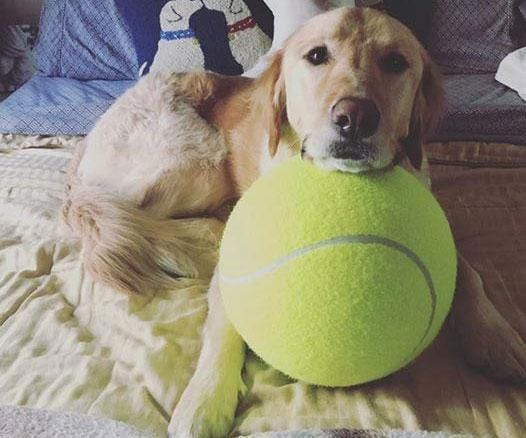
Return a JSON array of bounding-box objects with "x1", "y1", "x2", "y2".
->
[
  {"x1": 168, "y1": 268, "x2": 245, "y2": 438},
  {"x1": 450, "y1": 253, "x2": 526, "y2": 381}
]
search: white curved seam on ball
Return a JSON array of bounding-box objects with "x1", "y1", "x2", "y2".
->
[{"x1": 220, "y1": 234, "x2": 437, "y2": 350}]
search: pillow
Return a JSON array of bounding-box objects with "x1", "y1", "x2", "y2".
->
[
  {"x1": 114, "y1": 0, "x2": 166, "y2": 76},
  {"x1": 427, "y1": 0, "x2": 526, "y2": 74},
  {"x1": 149, "y1": 0, "x2": 273, "y2": 76},
  {"x1": 119, "y1": 0, "x2": 273, "y2": 76},
  {"x1": 33, "y1": 0, "x2": 138, "y2": 80}
]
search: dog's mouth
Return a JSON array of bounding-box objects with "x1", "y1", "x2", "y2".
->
[
  {"x1": 301, "y1": 138, "x2": 381, "y2": 173},
  {"x1": 331, "y1": 139, "x2": 377, "y2": 162}
]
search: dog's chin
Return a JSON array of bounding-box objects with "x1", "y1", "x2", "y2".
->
[
  {"x1": 311, "y1": 156, "x2": 374, "y2": 173},
  {"x1": 301, "y1": 136, "x2": 396, "y2": 173},
  {"x1": 302, "y1": 149, "x2": 393, "y2": 173}
]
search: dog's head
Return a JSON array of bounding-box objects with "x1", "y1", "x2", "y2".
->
[{"x1": 259, "y1": 7, "x2": 443, "y2": 173}]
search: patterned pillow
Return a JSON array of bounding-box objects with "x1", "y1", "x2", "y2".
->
[
  {"x1": 33, "y1": 0, "x2": 138, "y2": 80},
  {"x1": 114, "y1": 0, "x2": 166, "y2": 76},
  {"x1": 149, "y1": 0, "x2": 272, "y2": 76},
  {"x1": 427, "y1": 0, "x2": 526, "y2": 74}
]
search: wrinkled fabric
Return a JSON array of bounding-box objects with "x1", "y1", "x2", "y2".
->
[
  {"x1": 0, "y1": 134, "x2": 223, "y2": 436},
  {"x1": 433, "y1": 74, "x2": 526, "y2": 145},
  {"x1": 0, "y1": 135, "x2": 524, "y2": 438},
  {"x1": 0, "y1": 75, "x2": 134, "y2": 135},
  {"x1": 0, "y1": 405, "x2": 151, "y2": 437},
  {"x1": 33, "y1": 0, "x2": 138, "y2": 80}
]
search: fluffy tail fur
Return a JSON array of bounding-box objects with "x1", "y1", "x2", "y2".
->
[{"x1": 62, "y1": 186, "x2": 221, "y2": 294}]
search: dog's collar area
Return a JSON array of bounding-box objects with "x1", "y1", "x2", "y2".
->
[{"x1": 392, "y1": 148, "x2": 407, "y2": 167}]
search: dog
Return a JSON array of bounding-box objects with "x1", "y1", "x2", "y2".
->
[{"x1": 62, "y1": 7, "x2": 526, "y2": 438}]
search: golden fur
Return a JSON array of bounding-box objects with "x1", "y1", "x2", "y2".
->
[{"x1": 64, "y1": 8, "x2": 442, "y2": 295}]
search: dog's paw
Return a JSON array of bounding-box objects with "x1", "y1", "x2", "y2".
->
[
  {"x1": 452, "y1": 303, "x2": 526, "y2": 382},
  {"x1": 451, "y1": 257, "x2": 526, "y2": 382},
  {"x1": 167, "y1": 369, "x2": 245, "y2": 438}
]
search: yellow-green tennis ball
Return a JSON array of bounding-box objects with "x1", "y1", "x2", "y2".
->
[{"x1": 219, "y1": 158, "x2": 457, "y2": 387}]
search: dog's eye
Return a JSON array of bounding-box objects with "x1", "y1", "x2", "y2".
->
[
  {"x1": 380, "y1": 52, "x2": 409, "y2": 74},
  {"x1": 305, "y1": 46, "x2": 329, "y2": 66}
]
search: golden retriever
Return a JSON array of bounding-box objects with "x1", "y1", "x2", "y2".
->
[{"x1": 62, "y1": 7, "x2": 526, "y2": 438}]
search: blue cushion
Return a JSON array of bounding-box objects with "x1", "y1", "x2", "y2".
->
[
  {"x1": 33, "y1": 0, "x2": 139, "y2": 80},
  {"x1": 0, "y1": 74, "x2": 134, "y2": 135}
]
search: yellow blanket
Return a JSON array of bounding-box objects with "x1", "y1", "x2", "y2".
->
[{"x1": 0, "y1": 135, "x2": 524, "y2": 437}]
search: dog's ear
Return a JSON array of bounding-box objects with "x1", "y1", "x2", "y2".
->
[
  {"x1": 403, "y1": 53, "x2": 443, "y2": 170},
  {"x1": 257, "y1": 51, "x2": 287, "y2": 157}
]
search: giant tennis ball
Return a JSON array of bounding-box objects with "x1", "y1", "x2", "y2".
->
[{"x1": 219, "y1": 158, "x2": 456, "y2": 387}]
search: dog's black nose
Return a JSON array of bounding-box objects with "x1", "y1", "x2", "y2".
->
[{"x1": 331, "y1": 98, "x2": 380, "y2": 139}]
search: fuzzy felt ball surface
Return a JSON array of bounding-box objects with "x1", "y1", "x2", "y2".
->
[{"x1": 219, "y1": 158, "x2": 457, "y2": 387}]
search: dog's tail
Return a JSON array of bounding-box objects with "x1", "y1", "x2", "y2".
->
[{"x1": 62, "y1": 186, "x2": 221, "y2": 294}]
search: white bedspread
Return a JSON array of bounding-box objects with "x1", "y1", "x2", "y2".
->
[{"x1": 0, "y1": 134, "x2": 223, "y2": 436}]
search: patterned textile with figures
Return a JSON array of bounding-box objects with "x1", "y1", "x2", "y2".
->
[{"x1": 150, "y1": 0, "x2": 272, "y2": 75}]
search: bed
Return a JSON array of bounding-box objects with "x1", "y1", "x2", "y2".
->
[
  {"x1": 1, "y1": 133, "x2": 525, "y2": 437},
  {"x1": 1, "y1": 1, "x2": 525, "y2": 437}
]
